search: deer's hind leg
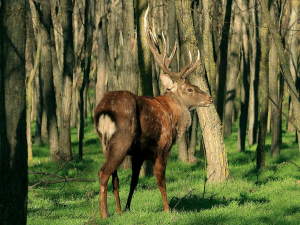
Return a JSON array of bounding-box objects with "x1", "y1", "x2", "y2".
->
[
  {"x1": 124, "y1": 153, "x2": 144, "y2": 211},
  {"x1": 112, "y1": 170, "x2": 122, "y2": 214},
  {"x1": 98, "y1": 134, "x2": 134, "y2": 218}
]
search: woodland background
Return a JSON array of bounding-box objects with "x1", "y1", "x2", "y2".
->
[{"x1": 0, "y1": 0, "x2": 300, "y2": 224}]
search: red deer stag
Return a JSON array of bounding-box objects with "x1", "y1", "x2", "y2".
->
[{"x1": 94, "y1": 6, "x2": 213, "y2": 218}]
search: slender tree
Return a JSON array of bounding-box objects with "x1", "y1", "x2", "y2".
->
[
  {"x1": 79, "y1": 0, "x2": 94, "y2": 159},
  {"x1": 248, "y1": 0, "x2": 260, "y2": 146},
  {"x1": 256, "y1": 13, "x2": 269, "y2": 169},
  {"x1": 224, "y1": 1, "x2": 241, "y2": 136},
  {"x1": 34, "y1": 1, "x2": 60, "y2": 160},
  {"x1": 60, "y1": 0, "x2": 74, "y2": 160},
  {"x1": 261, "y1": 0, "x2": 300, "y2": 151},
  {"x1": 269, "y1": 3, "x2": 281, "y2": 157}
]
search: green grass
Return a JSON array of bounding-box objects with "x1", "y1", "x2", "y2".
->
[{"x1": 27, "y1": 119, "x2": 300, "y2": 225}]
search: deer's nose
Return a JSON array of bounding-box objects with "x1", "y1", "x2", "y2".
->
[{"x1": 209, "y1": 97, "x2": 213, "y2": 103}]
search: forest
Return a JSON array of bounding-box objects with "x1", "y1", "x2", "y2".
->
[{"x1": 0, "y1": 0, "x2": 300, "y2": 224}]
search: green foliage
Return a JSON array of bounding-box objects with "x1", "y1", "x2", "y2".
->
[{"x1": 27, "y1": 121, "x2": 300, "y2": 224}]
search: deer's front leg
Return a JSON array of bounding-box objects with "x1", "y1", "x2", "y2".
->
[{"x1": 154, "y1": 157, "x2": 170, "y2": 212}]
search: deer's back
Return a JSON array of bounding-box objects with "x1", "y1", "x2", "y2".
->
[{"x1": 95, "y1": 91, "x2": 181, "y2": 159}]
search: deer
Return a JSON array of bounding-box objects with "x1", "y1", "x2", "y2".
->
[{"x1": 94, "y1": 6, "x2": 213, "y2": 218}]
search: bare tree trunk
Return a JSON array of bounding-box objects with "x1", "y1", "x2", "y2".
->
[
  {"x1": 256, "y1": 18, "x2": 269, "y2": 169},
  {"x1": 269, "y1": 4, "x2": 281, "y2": 157},
  {"x1": 178, "y1": 133, "x2": 188, "y2": 162},
  {"x1": 60, "y1": 0, "x2": 74, "y2": 160},
  {"x1": 79, "y1": 0, "x2": 94, "y2": 159},
  {"x1": 237, "y1": 0, "x2": 250, "y2": 152},
  {"x1": 35, "y1": 1, "x2": 60, "y2": 161},
  {"x1": 224, "y1": 1, "x2": 241, "y2": 136},
  {"x1": 248, "y1": 0, "x2": 260, "y2": 146},
  {"x1": 287, "y1": 0, "x2": 299, "y2": 134},
  {"x1": 96, "y1": 0, "x2": 107, "y2": 105},
  {"x1": 27, "y1": 36, "x2": 41, "y2": 161},
  {"x1": 217, "y1": 0, "x2": 232, "y2": 121},
  {"x1": 261, "y1": 0, "x2": 300, "y2": 151},
  {"x1": 137, "y1": 0, "x2": 154, "y2": 176},
  {"x1": 176, "y1": 0, "x2": 229, "y2": 182},
  {"x1": 0, "y1": 0, "x2": 28, "y2": 222},
  {"x1": 188, "y1": 110, "x2": 198, "y2": 163}
]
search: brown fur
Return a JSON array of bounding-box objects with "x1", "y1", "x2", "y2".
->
[{"x1": 95, "y1": 80, "x2": 212, "y2": 218}]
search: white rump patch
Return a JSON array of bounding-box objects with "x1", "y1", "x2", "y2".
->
[{"x1": 98, "y1": 114, "x2": 116, "y2": 143}]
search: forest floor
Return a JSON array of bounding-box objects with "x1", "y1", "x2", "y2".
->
[{"x1": 27, "y1": 120, "x2": 300, "y2": 225}]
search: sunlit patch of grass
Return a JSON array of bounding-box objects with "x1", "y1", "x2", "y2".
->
[{"x1": 27, "y1": 118, "x2": 300, "y2": 224}]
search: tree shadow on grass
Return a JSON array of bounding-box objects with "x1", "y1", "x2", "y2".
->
[{"x1": 169, "y1": 192, "x2": 269, "y2": 213}]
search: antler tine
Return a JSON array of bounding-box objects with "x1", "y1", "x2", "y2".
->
[
  {"x1": 162, "y1": 32, "x2": 167, "y2": 60},
  {"x1": 164, "y1": 41, "x2": 177, "y2": 69},
  {"x1": 151, "y1": 15, "x2": 159, "y2": 47},
  {"x1": 145, "y1": 6, "x2": 197, "y2": 82},
  {"x1": 175, "y1": 51, "x2": 192, "y2": 78},
  {"x1": 149, "y1": 30, "x2": 159, "y2": 50},
  {"x1": 181, "y1": 50, "x2": 200, "y2": 79}
]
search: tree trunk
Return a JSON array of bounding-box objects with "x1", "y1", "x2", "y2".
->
[
  {"x1": 248, "y1": 0, "x2": 260, "y2": 146},
  {"x1": 36, "y1": 2, "x2": 60, "y2": 161},
  {"x1": 287, "y1": 0, "x2": 299, "y2": 134},
  {"x1": 79, "y1": 0, "x2": 94, "y2": 159},
  {"x1": 217, "y1": 0, "x2": 232, "y2": 121},
  {"x1": 175, "y1": 0, "x2": 229, "y2": 183},
  {"x1": 269, "y1": 4, "x2": 281, "y2": 157},
  {"x1": 60, "y1": 0, "x2": 74, "y2": 160},
  {"x1": 237, "y1": 0, "x2": 250, "y2": 152},
  {"x1": 178, "y1": 132, "x2": 188, "y2": 162},
  {"x1": 188, "y1": 110, "x2": 198, "y2": 163},
  {"x1": 261, "y1": 0, "x2": 300, "y2": 151},
  {"x1": 137, "y1": 0, "x2": 154, "y2": 176},
  {"x1": 96, "y1": 0, "x2": 107, "y2": 105},
  {"x1": 224, "y1": 1, "x2": 241, "y2": 136},
  {"x1": 0, "y1": 0, "x2": 28, "y2": 223},
  {"x1": 256, "y1": 18, "x2": 269, "y2": 169},
  {"x1": 27, "y1": 36, "x2": 42, "y2": 161}
]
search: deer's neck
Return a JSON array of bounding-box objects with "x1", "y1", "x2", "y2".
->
[{"x1": 160, "y1": 91, "x2": 191, "y2": 142}]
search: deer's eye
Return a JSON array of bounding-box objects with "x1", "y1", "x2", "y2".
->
[{"x1": 187, "y1": 88, "x2": 193, "y2": 92}]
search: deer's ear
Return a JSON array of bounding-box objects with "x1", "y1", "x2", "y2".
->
[{"x1": 160, "y1": 74, "x2": 175, "y2": 90}]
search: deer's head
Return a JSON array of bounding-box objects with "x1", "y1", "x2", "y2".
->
[{"x1": 144, "y1": 7, "x2": 213, "y2": 109}]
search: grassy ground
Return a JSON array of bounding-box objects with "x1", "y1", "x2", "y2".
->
[{"x1": 27, "y1": 119, "x2": 300, "y2": 225}]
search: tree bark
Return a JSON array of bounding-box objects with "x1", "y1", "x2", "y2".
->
[
  {"x1": 0, "y1": 0, "x2": 28, "y2": 223},
  {"x1": 137, "y1": 0, "x2": 154, "y2": 176},
  {"x1": 269, "y1": 3, "x2": 281, "y2": 157},
  {"x1": 248, "y1": 0, "x2": 260, "y2": 146},
  {"x1": 36, "y1": 1, "x2": 60, "y2": 161},
  {"x1": 96, "y1": 0, "x2": 107, "y2": 105},
  {"x1": 224, "y1": 1, "x2": 241, "y2": 136},
  {"x1": 217, "y1": 0, "x2": 232, "y2": 122},
  {"x1": 188, "y1": 110, "x2": 198, "y2": 163},
  {"x1": 287, "y1": 0, "x2": 299, "y2": 134},
  {"x1": 261, "y1": 0, "x2": 300, "y2": 151},
  {"x1": 79, "y1": 0, "x2": 94, "y2": 159},
  {"x1": 175, "y1": 0, "x2": 229, "y2": 183},
  {"x1": 256, "y1": 17, "x2": 269, "y2": 169},
  {"x1": 237, "y1": 0, "x2": 250, "y2": 152},
  {"x1": 60, "y1": 0, "x2": 74, "y2": 160}
]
